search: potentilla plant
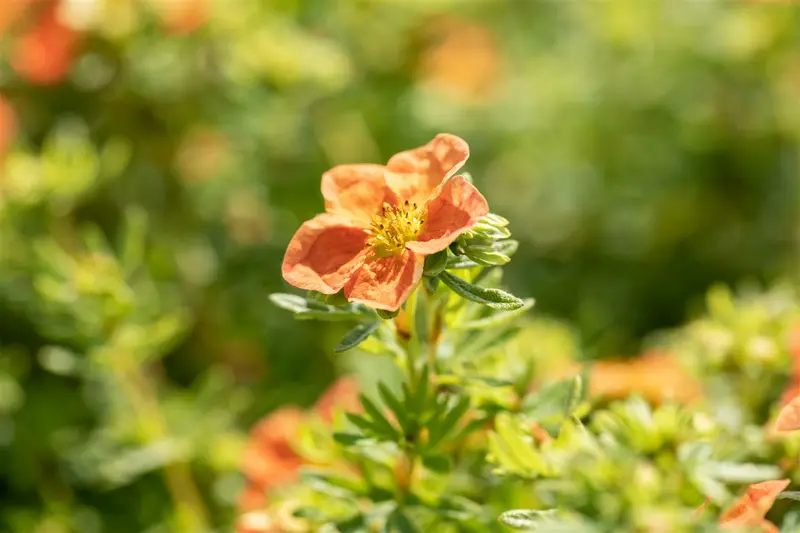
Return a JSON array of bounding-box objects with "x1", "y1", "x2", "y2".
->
[{"x1": 246, "y1": 135, "x2": 800, "y2": 533}]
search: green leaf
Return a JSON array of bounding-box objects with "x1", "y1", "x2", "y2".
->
[
  {"x1": 498, "y1": 509, "x2": 559, "y2": 529},
  {"x1": 360, "y1": 394, "x2": 401, "y2": 440},
  {"x1": 440, "y1": 271, "x2": 524, "y2": 310},
  {"x1": 464, "y1": 244, "x2": 511, "y2": 266},
  {"x1": 521, "y1": 377, "x2": 580, "y2": 427},
  {"x1": 427, "y1": 395, "x2": 471, "y2": 448},
  {"x1": 378, "y1": 383, "x2": 409, "y2": 431},
  {"x1": 564, "y1": 375, "x2": 583, "y2": 419},
  {"x1": 334, "y1": 322, "x2": 381, "y2": 353},
  {"x1": 301, "y1": 469, "x2": 366, "y2": 497},
  {"x1": 387, "y1": 509, "x2": 421, "y2": 533},
  {"x1": 333, "y1": 432, "x2": 370, "y2": 446},
  {"x1": 270, "y1": 293, "x2": 369, "y2": 321},
  {"x1": 412, "y1": 365, "x2": 430, "y2": 416},
  {"x1": 498, "y1": 509, "x2": 593, "y2": 531},
  {"x1": 488, "y1": 413, "x2": 547, "y2": 476},
  {"x1": 777, "y1": 491, "x2": 800, "y2": 502},
  {"x1": 424, "y1": 276, "x2": 440, "y2": 293},
  {"x1": 700, "y1": 462, "x2": 782, "y2": 484},
  {"x1": 346, "y1": 413, "x2": 386, "y2": 436},
  {"x1": 377, "y1": 309, "x2": 400, "y2": 319},
  {"x1": 454, "y1": 299, "x2": 535, "y2": 330},
  {"x1": 495, "y1": 239, "x2": 519, "y2": 257},
  {"x1": 423, "y1": 250, "x2": 449, "y2": 277},
  {"x1": 421, "y1": 453, "x2": 452, "y2": 473},
  {"x1": 446, "y1": 255, "x2": 481, "y2": 269}
]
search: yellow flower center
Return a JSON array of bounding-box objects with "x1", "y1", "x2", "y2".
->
[{"x1": 367, "y1": 200, "x2": 426, "y2": 256}]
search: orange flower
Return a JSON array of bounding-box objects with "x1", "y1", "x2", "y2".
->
[
  {"x1": 237, "y1": 377, "x2": 363, "y2": 514},
  {"x1": 314, "y1": 376, "x2": 361, "y2": 423},
  {"x1": 153, "y1": 0, "x2": 208, "y2": 35},
  {"x1": 775, "y1": 394, "x2": 800, "y2": 432},
  {"x1": 282, "y1": 134, "x2": 488, "y2": 312},
  {"x1": 10, "y1": 1, "x2": 80, "y2": 85},
  {"x1": 718, "y1": 479, "x2": 789, "y2": 532},
  {"x1": 779, "y1": 323, "x2": 800, "y2": 407}
]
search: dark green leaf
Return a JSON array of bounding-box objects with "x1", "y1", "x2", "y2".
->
[
  {"x1": 424, "y1": 276, "x2": 440, "y2": 293},
  {"x1": 378, "y1": 383, "x2": 409, "y2": 431},
  {"x1": 333, "y1": 432, "x2": 369, "y2": 446},
  {"x1": 387, "y1": 509, "x2": 420, "y2": 533},
  {"x1": 377, "y1": 309, "x2": 400, "y2": 319},
  {"x1": 360, "y1": 394, "x2": 401, "y2": 440},
  {"x1": 427, "y1": 395, "x2": 471, "y2": 448},
  {"x1": 421, "y1": 453, "x2": 452, "y2": 473},
  {"x1": 423, "y1": 250, "x2": 448, "y2": 277},
  {"x1": 440, "y1": 271, "x2": 525, "y2": 310},
  {"x1": 412, "y1": 365, "x2": 430, "y2": 416},
  {"x1": 334, "y1": 322, "x2": 381, "y2": 353}
]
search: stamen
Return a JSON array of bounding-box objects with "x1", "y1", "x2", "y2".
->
[{"x1": 367, "y1": 200, "x2": 426, "y2": 256}]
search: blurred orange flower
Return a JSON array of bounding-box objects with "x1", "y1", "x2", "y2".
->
[
  {"x1": 588, "y1": 351, "x2": 702, "y2": 404},
  {"x1": 0, "y1": 0, "x2": 32, "y2": 35},
  {"x1": 154, "y1": 0, "x2": 208, "y2": 35},
  {"x1": 282, "y1": 134, "x2": 488, "y2": 311},
  {"x1": 718, "y1": 479, "x2": 789, "y2": 532},
  {"x1": 237, "y1": 376, "x2": 362, "y2": 518},
  {"x1": 543, "y1": 351, "x2": 702, "y2": 405},
  {"x1": 417, "y1": 16, "x2": 504, "y2": 105},
  {"x1": 10, "y1": 1, "x2": 80, "y2": 85},
  {"x1": 778, "y1": 323, "x2": 800, "y2": 407}
]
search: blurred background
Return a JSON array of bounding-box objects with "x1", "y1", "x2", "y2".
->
[{"x1": 0, "y1": 0, "x2": 798, "y2": 531}]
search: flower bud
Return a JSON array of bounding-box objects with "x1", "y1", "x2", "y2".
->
[{"x1": 464, "y1": 244, "x2": 511, "y2": 266}]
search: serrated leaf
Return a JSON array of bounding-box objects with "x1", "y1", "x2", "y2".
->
[
  {"x1": 335, "y1": 322, "x2": 381, "y2": 353},
  {"x1": 454, "y1": 299, "x2": 535, "y2": 330},
  {"x1": 440, "y1": 271, "x2": 525, "y2": 310}
]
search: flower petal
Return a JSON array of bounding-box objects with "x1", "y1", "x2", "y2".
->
[
  {"x1": 775, "y1": 395, "x2": 800, "y2": 432},
  {"x1": 344, "y1": 250, "x2": 423, "y2": 311},
  {"x1": 386, "y1": 133, "x2": 469, "y2": 203},
  {"x1": 406, "y1": 175, "x2": 489, "y2": 255},
  {"x1": 721, "y1": 479, "x2": 790, "y2": 524},
  {"x1": 322, "y1": 164, "x2": 396, "y2": 224},
  {"x1": 282, "y1": 214, "x2": 369, "y2": 294}
]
